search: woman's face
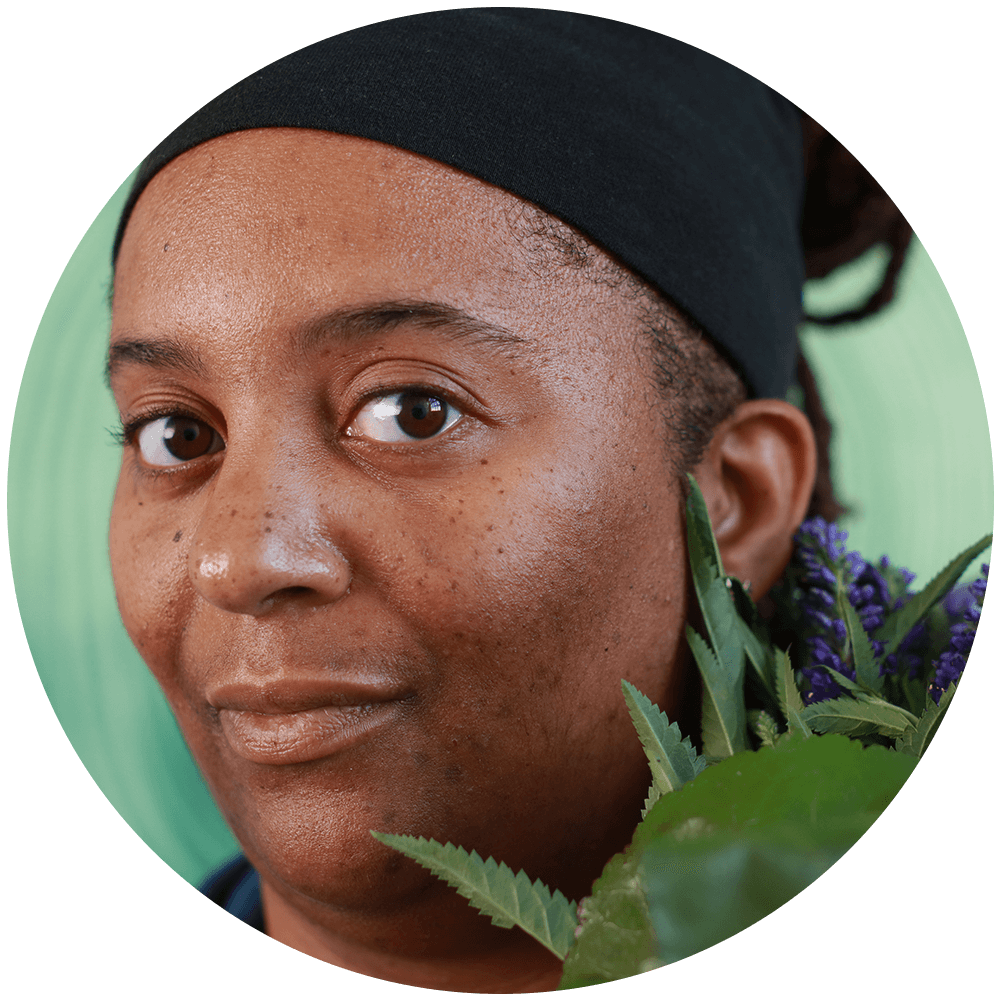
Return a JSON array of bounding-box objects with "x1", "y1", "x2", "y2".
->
[{"x1": 109, "y1": 129, "x2": 690, "y2": 926}]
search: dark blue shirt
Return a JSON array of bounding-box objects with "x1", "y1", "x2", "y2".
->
[{"x1": 200, "y1": 855, "x2": 264, "y2": 932}]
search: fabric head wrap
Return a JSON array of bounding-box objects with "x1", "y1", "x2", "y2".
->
[{"x1": 113, "y1": 9, "x2": 805, "y2": 399}]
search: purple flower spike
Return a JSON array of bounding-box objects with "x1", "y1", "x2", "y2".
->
[
  {"x1": 802, "y1": 667, "x2": 842, "y2": 704},
  {"x1": 845, "y1": 551, "x2": 866, "y2": 580},
  {"x1": 805, "y1": 608, "x2": 834, "y2": 631},
  {"x1": 930, "y1": 564, "x2": 988, "y2": 703},
  {"x1": 803, "y1": 565, "x2": 838, "y2": 590},
  {"x1": 807, "y1": 587, "x2": 836, "y2": 609}
]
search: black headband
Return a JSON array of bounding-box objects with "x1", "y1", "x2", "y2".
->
[{"x1": 113, "y1": 9, "x2": 805, "y2": 399}]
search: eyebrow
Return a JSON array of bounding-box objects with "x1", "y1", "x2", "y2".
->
[{"x1": 106, "y1": 300, "x2": 528, "y2": 384}]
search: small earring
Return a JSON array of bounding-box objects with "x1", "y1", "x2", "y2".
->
[{"x1": 742, "y1": 579, "x2": 753, "y2": 597}]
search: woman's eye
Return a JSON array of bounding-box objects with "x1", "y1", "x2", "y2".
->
[
  {"x1": 135, "y1": 416, "x2": 225, "y2": 467},
  {"x1": 348, "y1": 391, "x2": 461, "y2": 443}
]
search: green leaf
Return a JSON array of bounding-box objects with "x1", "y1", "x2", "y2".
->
[
  {"x1": 844, "y1": 601, "x2": 883, "y2": 693},
  {"x1": 699, "y1": 577, "x2": 747, "y2": 676},
  {"x1": 684, "y1": 478, "x2": 754, "y2": 757},
  {"x1": 748, "y1": 709, "x2": 779, "y2": 748},
  {"x1": 775, "y1": 648, "x2": 810, "y2": 737},
  {"x1": 800, "y1": 696, "x2": 918, "y2": 739},
  {"x1": 685, "y1": 473, "x2": 725, "y2": 588},
  {"x1": 370, "y1": 832, "x2": 577, "y2": 959},
  {"x1": 640, "y1": 735, "x2": 916, "y2": 968},
  {"x1": 641, "y1": 781, "x2": 662, "y2": 820},
  {"x1": 621, "y1": 680, "x2": 706, "y2": 796},
  {"x1": 898, "y1": 671, "x2": 930, "y2": 718},
  {"x1": 895, "y1": 684, "x2": 957, "y2": 758},
  {"x1": 730, "y1": 577, "x2": 779, "y2": 709},
  {"x1": 712, "y1": 576, "x2": 783, "y2": 727},
  {"x1": 875, "y1": 534, "x2": 991, "y2": 657},
  {"x1": 688, "y1": 625, "x2": 747, "y2": 760},
  {"x1": 685, "y1": 478, "x2": 746, "y2": 674},
  {"x1": 814, "y1": 663, "x2": 916, "y2": 721},
  {"x1": 559, "y1": 849, "x2": 656, "y2": 988}
]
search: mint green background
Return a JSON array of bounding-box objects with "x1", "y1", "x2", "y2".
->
[{"x1": 9, "y1": 177, "x2": 993, "y2": 887}]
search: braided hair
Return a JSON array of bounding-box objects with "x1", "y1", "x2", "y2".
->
[
  {"x1": 648, "y1": 114, "x2": 912, "y2": 523},
  {"x1": 798, "y1": 115, "x2": 913, "y2": 520}
]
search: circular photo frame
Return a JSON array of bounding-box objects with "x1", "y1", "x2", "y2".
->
[{"x1": 6, "y1": 4, "x2": 996, "y2": 997}]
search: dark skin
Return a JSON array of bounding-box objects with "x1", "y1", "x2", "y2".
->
[{"x1": 108, "y1": 129, "x2": 816, "y2": 991}]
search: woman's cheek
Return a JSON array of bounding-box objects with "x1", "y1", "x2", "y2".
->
[{"x1": 109, "y1": 477, "x2": 194, "y2": 669}]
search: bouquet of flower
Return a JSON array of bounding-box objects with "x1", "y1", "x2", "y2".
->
[{"x1": 372, "y1": 478, "x2": 990, "y2": 986}]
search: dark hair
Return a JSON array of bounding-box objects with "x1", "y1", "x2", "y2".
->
[{"x1": 517, "y1": 113, "x2": 911, "y2": 522}]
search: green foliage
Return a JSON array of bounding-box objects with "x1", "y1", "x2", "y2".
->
[
  {"x1": 895, "y1": 684, "x2": 957, "y2": 758},
  {"x1": 640, "y1": 734, "x2": 917, "y2": 964},
  {"x1": 373, "y1": 487, "x2": 978, "y2": 987},
  {"x1": 559, "y1": 847, "x2": 657, "y2": 987},
  {"x1": 369, "y1": 832, "x2": 578, "y2": 959},
  {"x1": 799, "y1": 695, "x2": 918, "y2": 739},
  {"x1": 844, "y1": 601, "x2": 883, "y2": 693},
  {"x1": 775, "y1": 648, "x2": 810, "y2": 738},
  {"x1": 689, "y1": 626, "x2": 747, "y2": 760},
  {"x1": 559, "y1": 735, "x2": 916, "y2": 985},
  {"x1": 622, "y1": 680, "x2": 706, "y2": 796},
  {"x1": 685, "y1": 477, "x2": 751, "y2": 760},
  {"x1": 748, "y1": 709, "x2": 779, "y2": 748},
  {"x1": 874, "y1": 534, "x2": 991, "y2": 658}
]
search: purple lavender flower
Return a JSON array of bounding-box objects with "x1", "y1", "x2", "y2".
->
[
  {"x1": 929, "y1": 564, "x2": 989, "y2": 703},
  {"x1": 797, "y1": 518, "x2": 849, "y2": 562},
  {"x1": 791, "y1": 517, "x2": 920, "y2": 702},
  {"x1": 802, "y1": 667, "x2": 843, "y2": 705},
  {"x1": 883, "y1": 618, "x2": 928, "y2": 679}
]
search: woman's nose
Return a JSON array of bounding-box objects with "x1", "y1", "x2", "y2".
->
[{"x1": 187, "y1": 473, "x2": 352, "y2": 617}]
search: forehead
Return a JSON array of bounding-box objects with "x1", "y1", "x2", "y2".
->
[
  {"x1": 114, "y1": 129, "x2": 641, "y2": 361},
  {"x1": 117, "y1": 131, "x2": 531, "y2": 313}
]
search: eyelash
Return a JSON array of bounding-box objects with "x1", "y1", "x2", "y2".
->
[
  {"x1": 113, "y1": 407, "x2": 209, "y2": 448},
  {"x1": 113, "y1": 383, "x2": 469, "y2": 458}
]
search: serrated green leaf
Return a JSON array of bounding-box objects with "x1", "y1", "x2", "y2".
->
[
  {"x1": 370, "y1": 832, "x2": 577, "y2": 958},
  {"x1": 730, "y1": 577, "x2": 780, "y2": 709},
  {"x1": 685, "y1": 474, "x2": 725, "y2": 588},
  {"x1": 685, "y1": 478, "x2": 746, "y2": 672},
  {"x1": 775, "y1": 648, "x2": 810, "y2": 737},
  {"x1": 875, "y1": 534, "x2": 991, "y2": 657},
  {"x1": 748, "y1": 709, "x2": 780, "y2": 748},
  {"x1": 622, "y1": 680, "x2": 706, "y2": 796},
  {"x1": 641, "y1": 780, "x2": 662, "y2": 820},
  {"x1": 800, "y1": 696, "x2": 918, "y2": 739},
  {"x1": 688, "y1": 625, "x2": 747, "y2": 760},
  {"x1": 895, "y1": 683, "x2": 957, "y2": 757},
  {"x1": 814, "y1": 663, "x2": 917, "y2": 735},
  {"x1": 844, "y1": 602, "x2": 883, "y2": 693},
  {"x1": 707, "y1": 568, "x2": 781, "y2": 723},
  {"x1": 816, "y1": 663, "x2": 908, "y2": 717}
]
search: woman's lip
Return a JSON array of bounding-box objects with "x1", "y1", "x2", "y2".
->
[
  {"x1": 218, "y1": 701, "x2": 403, "y2": 764},
  {"x1": 207, "y1": 677, "x2": 410, "y2": 714}
]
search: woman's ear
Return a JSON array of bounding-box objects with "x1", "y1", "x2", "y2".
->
[{"x1": 691, "y1": 399, "x2": 817, "y2": 596}]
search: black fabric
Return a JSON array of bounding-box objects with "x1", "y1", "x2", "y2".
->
[
  {"x1": 199, "y1": 854, "x2": 265, "y2": 933},
  {"x1": 113, "y1": 8, "x2": 805, "y2": 399}
]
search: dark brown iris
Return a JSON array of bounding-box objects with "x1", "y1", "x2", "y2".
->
[
  {"x1": 396, "y1": 393, "x2": 448, "y2": 439},
  {"x1": 162, "y1": 417, "x2": 217, "y2": 460}
]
